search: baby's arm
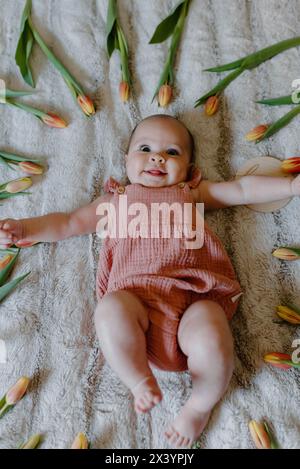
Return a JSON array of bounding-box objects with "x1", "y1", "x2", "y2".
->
[
  {"x1": 193, "y1": 174, "x2": 299, "y2": 210},
  {"x1": 0, "y1": 193, "x2": 112, "y2": 247}
]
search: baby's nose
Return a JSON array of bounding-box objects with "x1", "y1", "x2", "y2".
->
[{"x1": 150, "y1": 153, "x2": 166, "y2": 164}]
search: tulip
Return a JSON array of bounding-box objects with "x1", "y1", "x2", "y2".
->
[
  {"x1": 249, "y1": 420, "x2": 277, "y2": 449},
  {"x1": 0, "y1": 376, "x2": 30, "y2": 418},
  {"x1": 263, "y1": 352, "x2": 299, "y2": 370},
  {"x1": 71, "y1": 432, "x2": 89, "y2": 449},
  {"x1": 281, "y1": 157, "x2": 300, "y2": 174},
  {"x1": 4, "y1": 177, "x2": 32, "y2": 194},
  {"x1": 18, "y1": 161, "x2": 44, "y2": 175},
  {"x1": 205, "y1": 95, "x2": 219, "y2": 116},
  {"x1": 41, "y1": 113, "x2": 67, "y2": 128},
  {"x1": 245, "y1": 124, "x2": 269, "y2": 142},
  {"x1": 276, "y1": 305, "x2": 300, "y2": 325},
  {"x1": 272, "y1": 247, "x2": 300, "y2": 260},
  {"x1": 5, "y1": 376, "x2": 30, "y2": 405},
  {"x1": 19, "y1": 434, "x2": 41, "y2": 449},
  {"x1": 77, "y1": 95, "x2": 95, "y2": 117},
  {"x1": 0, "y1": 254, "x2": 14, "y2": 271},
  {"x1": 158, "y1": 84, "x2": 173, "y2": 107},
  {"x1": 119, "y1": 81, "x2": 130, "y2": 103}
]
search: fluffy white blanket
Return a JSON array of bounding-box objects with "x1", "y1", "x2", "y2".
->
[{"x1": 0, "y1": 0, "x2": 299, "y2": 449}]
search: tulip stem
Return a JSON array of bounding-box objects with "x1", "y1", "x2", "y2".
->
[{"x1": 27, "y1": 17, "x2": 83, "y2": 95}]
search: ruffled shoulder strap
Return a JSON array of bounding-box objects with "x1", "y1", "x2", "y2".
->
[
  {"x1": 186, "y1": 165, "x2": 202, "y2": 189},
  {"x1": 103, "y1": 176, "x2": 124, "y2": 194}
]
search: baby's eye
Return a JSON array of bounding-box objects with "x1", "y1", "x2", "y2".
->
[
  {"x1": 166, "y1": 148, "x2": 179, "y2": 156},
  {"x1": 139, "y1": 145, "x2": 151, "y2": 152}
]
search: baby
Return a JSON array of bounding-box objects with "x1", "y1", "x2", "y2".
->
[{"x1": 1, "y1": 114, "x2": 300, "y2": 449}]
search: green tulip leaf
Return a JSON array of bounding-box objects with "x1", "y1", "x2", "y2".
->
[
  {"x1": 0, "y1": 192, "x2": 31, "y2": 200},
  {"x1": 194, "y1": 67, "x2": 244, "y2": 107},
  {"x1": 0, "y1": 151, "x2": 43, "y2": 164},
  {"x1": 203, "y1": 58, "x2": 245, "y2": 73},
  {"x1": 257, "y1": 105, "x2": 300, "y2": 142},
  {"x1": 0, "y1": 271, "x2": 31, "y2": 303},
  {"x1": 0, "y1": 395, "x2": 6, "y2": 411},
  {"x1": 149, "y1": 1, "x2": 186, "y2": 44},
  {"x1": 0, "y1": 88, "x2": 34, "y2": 100},
  {"x1": 106, "y1": 0, "x2": 117, "y2": 38},
  {"x1": 106, "y1": 0, "x2": 118, "y2": 57},
  {"x1": 242, "y1": 36, "x2": 300, "y2": 70},
  {"x1": 256, "y1": 95, "x2": 297, "y2": 106},
  {"x1": 15, "y1": 0, "x2": 34, "y2": 87},
  {"x1": 0, "y1": 157, "x2": 16, "y2": 171},
  {"x1": 204, "y1": 36, "x2": 300, "y2": 73}
]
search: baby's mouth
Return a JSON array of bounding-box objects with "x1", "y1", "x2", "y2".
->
[{"x1": 144, "y1": 169, "x2": 167, "y2": 177}]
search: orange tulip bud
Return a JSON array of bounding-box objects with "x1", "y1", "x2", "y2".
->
[
  {"x1": 263, "y1": 352, "x2": 293, "y2": 370},
  {"x1": 276, "y1": 305, "x2": 300, "y2": 325},
  {"x1": 5, "y1": 376, "x2": 30, "y2": 405},
  {"x1": 71, "y1": 432, "x2": 89, "y2": 449},
  {"x1": 0, "y1": 254, "x2": 14, "y2": 270},
  {"x1": 18, "y1": 161, "x2": 44, "y2": 175},
  {"x1": 204, "y1": 95, "x2": 219, "y2": 116},
  {"x1": 272, "y1": 247, "x2": 300, "y2": 260},
  {"x1": 245, "y1": 124, "x2": 269, "y2": 142},
  {"x1": 41, "y1": 113, "x2": 67, "y2": 128},
  {"x1": 281, "y1": 157, "x2": 300, "y2": 174},
  {"x1": 5, "y1": 177, "x2": 32, "y2": 193},
  {"x1": 119, "y1": 81, "x2": 130, "y2": 103},
  {"x1": 158, "y1": 84, "x2": 173, "y2": 107},
  {"x1": 77, "y1": 95, "x2": 96, "y2": 117}
]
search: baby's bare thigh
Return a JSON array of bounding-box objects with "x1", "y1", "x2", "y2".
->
[{"x1": 96, "y1": 290, "x2": 149, "y2": 331}]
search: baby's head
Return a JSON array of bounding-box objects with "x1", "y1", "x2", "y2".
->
[{"x1": 125, "y1": 114, "x2": 195, "y2": 187}]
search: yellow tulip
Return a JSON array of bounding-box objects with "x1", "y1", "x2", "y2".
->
[
  {"x1": 204, "y1": 95, "x2": 219, "y2": 116},
  {"x1": 245, "y1": 124, "x2": 269, "y2": 142},
  {"x1": 158, "y1": 84, "x2": 173, "y2": 107},
  {"x1": 276, "y1": 305, "x2": 300, "y2": 324},
  {"x1": 5, "y1": 177, "x2": 32, "y2": 194},
  {"x1": 71, "y1": 432, "x2": 89, "y2": 449}
]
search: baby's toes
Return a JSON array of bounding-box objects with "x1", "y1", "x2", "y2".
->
[
  {"x1": 165, "y1": 426, "x2": 177, "y2": 442},
  {"x1": 175, "y1": 436, "x2": 185, "y2": 448},
  {"x1": 135, "y1": 397, "x2": 148, "y2": 413},
  {"x1": 182, "y1": 437, "x2": 192, "y2": 448},
  {"x1": 169, "y1": 430, "x2": 181, "y2": 447}
]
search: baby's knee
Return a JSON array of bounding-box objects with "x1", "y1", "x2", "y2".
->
[
  {"x1": 192, "y1": 325, "x2": 234, "y2": 373},
  {"x1": 94, "y1": 290, "x2": 148, "y2": 330}
]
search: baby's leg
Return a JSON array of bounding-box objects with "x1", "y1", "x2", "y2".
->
[
  {"x1": 165, "y1": 300, "x2": 234, "y2": 448},
  {"x1": 94, "y1": 290, "x2": 162, "y2": 413}
]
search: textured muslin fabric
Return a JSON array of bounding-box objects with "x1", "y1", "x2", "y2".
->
[{"x1": 96, "y1": 167, "x2": 242, "y2": 371}]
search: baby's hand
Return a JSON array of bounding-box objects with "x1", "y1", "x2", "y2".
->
[
  {"x1": 291, "y1": 174, "x2": 300, "y2": 196},
  {"x1": 0, "y1": 219, "x2": 23, "y2": 248}
]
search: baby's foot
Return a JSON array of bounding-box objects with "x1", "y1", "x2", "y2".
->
[
  {"x1": 165, "y1": 398, "x2": 211, "y2": 448},
  {"x1": 131, "y1": 376, "x2": 162, "y2": 414}
]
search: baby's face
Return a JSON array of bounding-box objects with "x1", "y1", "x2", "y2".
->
[{"x1": 125, "y1": 118, "x2": 192, "y2": 187}]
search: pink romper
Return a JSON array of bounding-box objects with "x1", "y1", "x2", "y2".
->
[{"x1": 96, "y1": 166, "x2": 242, "y2": 372}]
